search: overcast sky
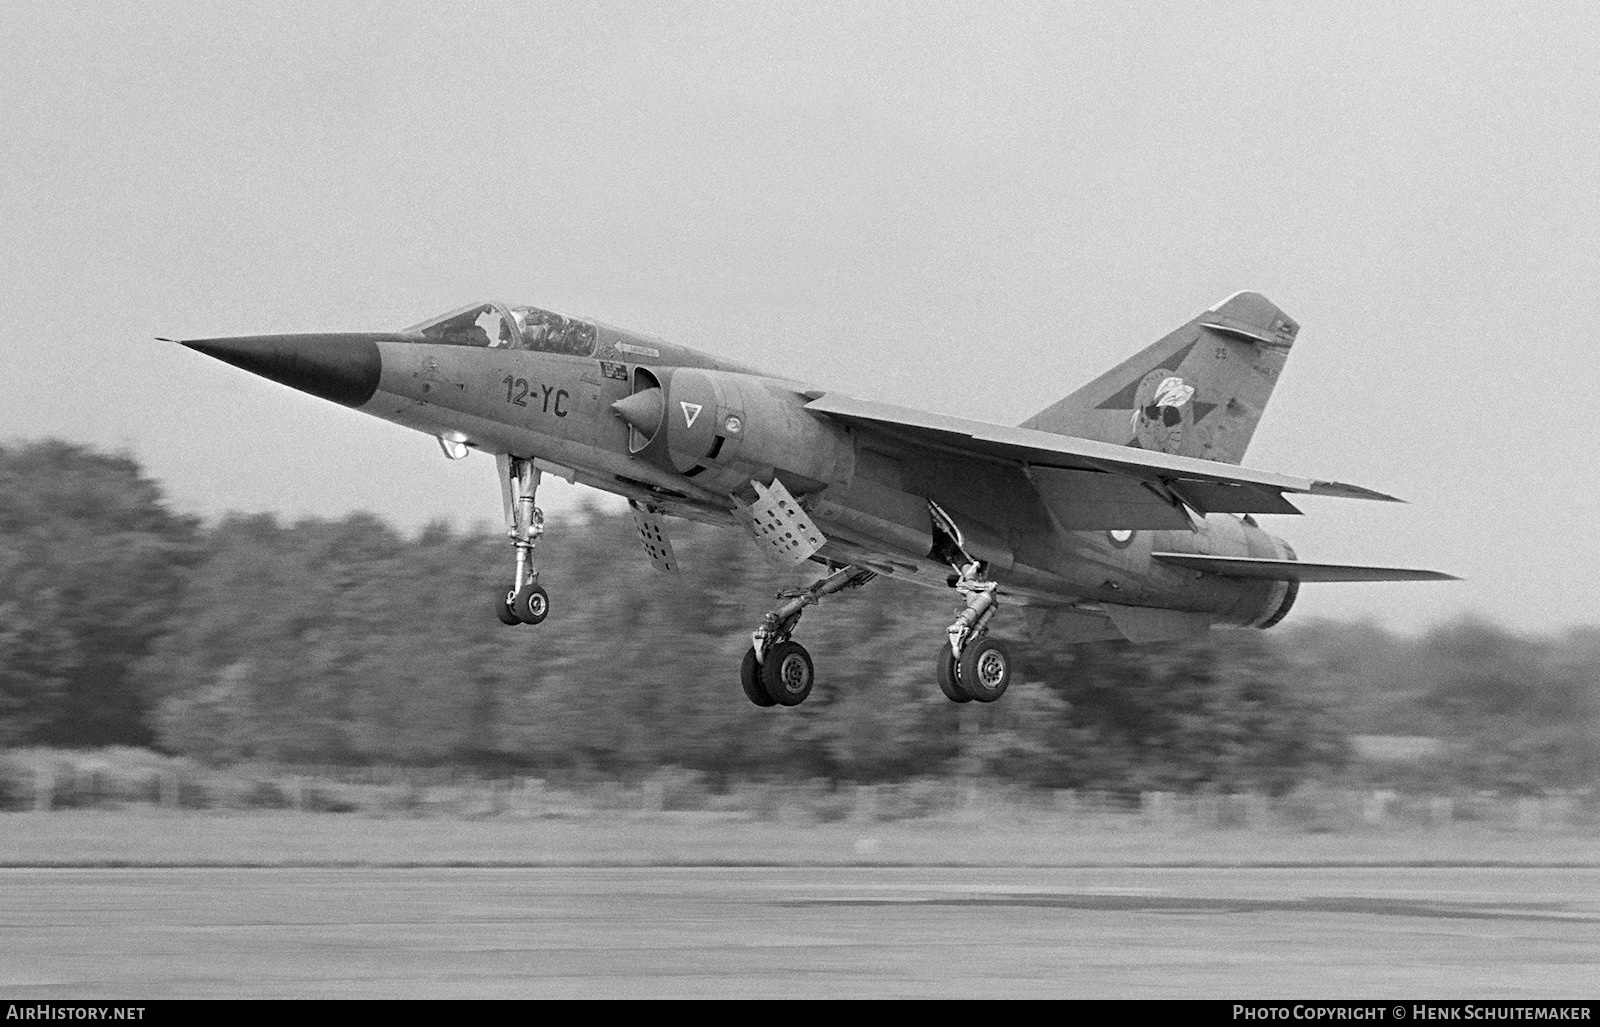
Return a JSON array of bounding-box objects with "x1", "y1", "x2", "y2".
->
[{"x1": 3, "y1": 2, "x2": 1594, "y2": 634}]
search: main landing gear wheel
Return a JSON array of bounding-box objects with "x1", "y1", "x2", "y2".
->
[
  {"x1": 512, "y1": 583, "x2": 549, "y2": 625},
  {"x1": 760, "y1": 640, "x2": 814, "y2": 707},
  {"x1": 959, "y1": 636, "x2": 1011, "y2": 703},
  {"x1": 495, "y1": 590, "x2": 521, "y2": 626},
  {"x1": 740, "y1": 648, "x2": 777, "y2": 708},
  {"x1": 936, "y1": 642, "x2": 972, "y2": 703}
]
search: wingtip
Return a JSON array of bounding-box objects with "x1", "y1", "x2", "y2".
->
[
  {"x1": 1399, "y1": 569, "x2": 1464, "y2": 582},
  {"x1": 1309, "y1": 480, "x2": 1406, "y2": 503}
]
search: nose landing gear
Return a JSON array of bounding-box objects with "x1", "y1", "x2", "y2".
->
[{"x1": 496, "y1": 457, "x2": 551, "y2": 626}]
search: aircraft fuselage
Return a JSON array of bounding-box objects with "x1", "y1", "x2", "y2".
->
[
  {"x1": 356, "y1": 326, "x2": 1293, "y2": 635},
  {"x1": 179, "y1": 292, "x2": 1449, "y2": 706}
]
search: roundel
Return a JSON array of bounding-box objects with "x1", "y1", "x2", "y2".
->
[{"x1": 1107, "y1": 529, "x2": 1136, "y2": 549}]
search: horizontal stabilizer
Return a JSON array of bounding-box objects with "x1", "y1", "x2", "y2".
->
[{"x1": 1152, "y1": 553, "x2": 1459, "y2": 582}]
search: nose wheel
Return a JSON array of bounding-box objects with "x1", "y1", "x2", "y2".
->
[{"x1": 512, "y1": 582, "x2": 549, "y2": 625}]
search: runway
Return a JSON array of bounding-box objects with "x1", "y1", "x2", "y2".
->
[{"x1": 1, "y1": 866, "x2": 1595, "y2": 998}]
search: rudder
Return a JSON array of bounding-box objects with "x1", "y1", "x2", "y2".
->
[{"x1": 1020, "y1": 291, "x2": 1299, "y2": 464}]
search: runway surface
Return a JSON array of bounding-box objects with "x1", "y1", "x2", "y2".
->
[{"x1": 1, "y1": 866, "x2": 1595, "y2": 998}]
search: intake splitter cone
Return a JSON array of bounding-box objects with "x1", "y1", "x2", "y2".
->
[
  {"x1": 180, "y1": 333, "x2": 387, "y2": 408},
  {"x1": 611, "y1": 386, "x2": 665, "y2": 436}
]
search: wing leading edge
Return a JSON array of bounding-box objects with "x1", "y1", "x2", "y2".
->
[{"x1": 803, "y1": 392, "x2": 1401, "y2": 519}]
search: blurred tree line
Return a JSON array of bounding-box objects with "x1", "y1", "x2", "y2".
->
[{"x1": 1, "y1": 440, "x2": 1595, "y2": 793}]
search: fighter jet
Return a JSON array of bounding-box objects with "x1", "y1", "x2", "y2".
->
[{"x1": 173, "y1": 292, "x2": 1454, "y2": 708}]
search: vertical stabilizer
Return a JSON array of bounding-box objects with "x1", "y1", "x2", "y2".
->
[{"x1": 1020, "y1": 291, "x2": 1299, "y2": 464}]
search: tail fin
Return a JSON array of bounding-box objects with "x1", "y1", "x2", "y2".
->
[{"x1": 1020, "y1": 291, "x2": 1299, "y2": 464}]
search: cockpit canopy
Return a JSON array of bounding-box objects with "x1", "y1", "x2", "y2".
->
[{"x1": 404, "y1": 301, "x2": 597, "y2": 357}]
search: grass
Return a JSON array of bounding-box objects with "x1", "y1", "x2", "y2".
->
[{"x1": 1, "y1": 808, "x2": 1596, "y2": 868}]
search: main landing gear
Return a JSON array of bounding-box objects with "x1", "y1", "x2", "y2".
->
[
  {"x1": 735, "y1": 502, "x2": 1015, "y2": 708},
  {"x1": 934, "y1": 564, "x2": 1011, "y2": 704},
  {"x1": 930, "y1": 502, "x2": 1011, "y2": 704},
  {"x1": 495, "y1": 457, "x2": 551, "y2": 627},
  {"x1": 740, "y1": 565, "x2": 876, "y2": 707}
]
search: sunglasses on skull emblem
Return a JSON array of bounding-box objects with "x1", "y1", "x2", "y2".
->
[{"x1": 1142, "y1": 404, "x2": 1183, "y2": 427}]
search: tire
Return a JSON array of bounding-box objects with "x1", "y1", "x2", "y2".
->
[
  {"x1": 760, "y1": 640, "x2": 814, "y2": 707},
  {"x1": 495, "y1": 589, "x2": 521, "y2": 626},
  {"x1": 512, "y1": 583, "x2": 549, "y2": 625},
  {"x1": 936, "y1": 641, "x2": 971, "y2": 703},
  {"x1": 740, "y1": 647, "x2": 776, "y2": 707},
  {"x1": 959, "y1": 636, "x2": 1011, "y2": 703}
]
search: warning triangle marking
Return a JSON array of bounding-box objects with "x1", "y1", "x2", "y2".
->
[{"x1": 680, "y1": 402, "x2": 703, "y2": 428}]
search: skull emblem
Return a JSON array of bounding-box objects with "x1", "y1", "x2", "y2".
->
[{"x1": 1131, "y1": 372, "x2": 1195, "y2": 454}]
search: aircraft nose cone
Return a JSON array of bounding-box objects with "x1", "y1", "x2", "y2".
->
[
  {"x1": 611, "y1": 387, "x2": 664, "y2": 434},
  {"x1": 181, "y1": 333, "x2": 384, "y2": 408}
]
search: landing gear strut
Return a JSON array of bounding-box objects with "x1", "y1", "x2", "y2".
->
[
  {"x1": 496, "y1": 457, "x2": 550, "y2": 626},
  {"x1": 930, "y1": 503, "x2": 1011, "y2": 703},
  {"x1": 740, "y1": 565, "x2": 876, "y2": 707}
]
